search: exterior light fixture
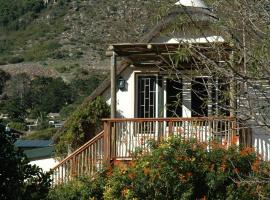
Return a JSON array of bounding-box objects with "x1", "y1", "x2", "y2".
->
[
  {"x1": 117, "y1": 77, "x2": 125, "y2": 90},
  {"x1": 5, "y1": 125, "x2": 10, "y2": 133}
]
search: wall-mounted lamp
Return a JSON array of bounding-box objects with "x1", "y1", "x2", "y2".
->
[{"x1": 117, "y1": 77, "x2": 126, "y2": 90}]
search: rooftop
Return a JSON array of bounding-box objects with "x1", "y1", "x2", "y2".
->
[
  {"x1": 15, "y1": 139, "x2": 53, "y2": 148},
  {"x1": 24, "y1": 146, "x2": 55, "y2": 160}
]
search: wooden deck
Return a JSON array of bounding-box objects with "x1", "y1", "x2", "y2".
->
[{"x1": 51, "y1": 117, "x2": 250, "y2": 185}]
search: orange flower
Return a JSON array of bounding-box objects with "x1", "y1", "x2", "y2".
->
[
  {"x1": 176, "y1": 156, "x2": 186, "y2": 161},
  {"x1": 209, "y1": 163, "x2": 215, "y2": 171},
  {"x1": 233, "y1": 168, "x2": 239, "y2": 174},
  {"x1": 128, "y1": 173, "x2": 136, "y2": 180},
  {"x1": 179, "y1": 174, "x2": 187, "y2": 182},
  {"x1": 251, "y1": 160, "x2": 261, "y2": 172},
  {"x1": 232, "y1": 135, "x2": 239, "y2": 145},
  {"x1": 186, "y1": 172, "x2": 192, "y2": 177},
  {"x1": 210, "y1": 141, "x2": 224, "y2": 149},
  {"x1": 220, "y1": 163, "x2": 226, "y2": 172},
  {"x1": 128, "y1": 161, "x2": 136, "y2": 168},
  {"x1": 121, "y1": 187, "x2": 129, "y2": 197},
  {"x1": 240, "y1": 147, "x2": 254, "y2": 156},
  {"x1": 143, "y1": 167, "x2": 151, "y2": 176},
  {"x1": 198, "y1": 142, "x2": 208, "y2": 149},
  {"x1": 236, "y1": 181, "x2": 240, "y2": 188},
  {"x1": 106, "y1": 170, "x2": 113, "y2": 176}
]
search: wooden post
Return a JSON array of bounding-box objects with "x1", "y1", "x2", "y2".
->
[
  {"x1": 103, "y1": 121, "x2": 111, "y2": 165},
  {"x1": 168, "y1": 120, "x2": 173, "y2": 136},
  {"x1": 111, "y1": 52, "x2": 116, "y2": 118}
]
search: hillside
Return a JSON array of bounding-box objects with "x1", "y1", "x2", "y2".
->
[{"x1": 0, "y1": 0, "x2": 172, "y2": 81}]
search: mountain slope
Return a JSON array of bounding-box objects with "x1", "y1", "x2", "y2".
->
[{"x1": 0, "y1": 0, "x2": 174, "y2": 80}]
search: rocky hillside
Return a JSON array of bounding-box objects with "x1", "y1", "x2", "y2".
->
[{"x1": 0, "y1": 0, "x2": 172, "y2": 80}]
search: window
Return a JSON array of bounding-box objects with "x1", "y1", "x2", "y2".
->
[
  {"x1": 166, "y1": 79, "x2": 182, "y2": 117},
  {"x1": 212, "y1": 78, "x2": 230, "y2": 116},
  {"x1": 191, "y1": 78, "x2": 208, "y2": 117},
  {"x1": 137, "y1": 76, "x2": 157, "y2": 118}
]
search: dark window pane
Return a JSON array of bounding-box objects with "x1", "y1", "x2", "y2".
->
[
  {"x1": 166, "y1": 79, "x2": 183, "y2": 117},
  {"x1": 191, "y1": 78, "x2": 208, "y2": 117}
]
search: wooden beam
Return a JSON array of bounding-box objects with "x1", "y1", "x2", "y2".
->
[{"x1": 111, "y1": 52, "x2": 116, "y2": 118}]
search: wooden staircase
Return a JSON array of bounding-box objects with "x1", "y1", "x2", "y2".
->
[
  {"x1": 51, "y1": 117, "x2": 251, "y2": 186},
  {"x1": 51, "y1": 131, "x2": 104, "y2": 186}
]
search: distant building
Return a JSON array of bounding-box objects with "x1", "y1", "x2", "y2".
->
[{"x1": 15, "y1": 139, "x2": 58, "y2": 172}]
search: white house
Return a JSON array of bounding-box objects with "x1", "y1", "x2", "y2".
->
[
  {"x1": 15, "y1": 140, "x2": 59, "y2": 172},
  {"x1": 88, "y1": 0, "x2": 270, "y2": 160},
  {"x1": 51, "y1": 0, "x2": 270, "y2": 185}
]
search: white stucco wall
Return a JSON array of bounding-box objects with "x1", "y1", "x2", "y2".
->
[
  {"x1": 102, "y1": 68, "x2": 202, "y2": 119},
  {"x1": 30, "y1": 158, "x2": 59, "y2": 172},
  {"x1": 103, "y1": 67, "x2": 135, "y2": 118},
  {"x1": 103, "y1": 67, "x2": 168, "y2": 118}
]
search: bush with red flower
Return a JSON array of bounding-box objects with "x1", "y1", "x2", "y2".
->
[{"x1": 48, "y1": 137, "x2": 270, "y2": 200}]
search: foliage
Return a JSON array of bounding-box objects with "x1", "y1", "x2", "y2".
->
[
  {"x1": 103, "y1": 137, "x2": 270, "y2": 200},
  {"x1": 48, "y1": 137, "x2": 270, "y2": 199},
  {"x1": 2, "y1": 75, "x2": 73, "y2": 121},
  {"x1": 59, "y1": 101, "x2": 81, "y2": 119},
  {"x1": 29, "y1": 76, "x2": 72, "y2": 117},
  {"x1": 23, "y1": 40, "x2": 62, "y2": 61},
  {"x1": 70, "y1": 74, "x2": 105, "y2": 98},
  {"x1": 23, "y1": 128, "x2": 57, "y2": 140},
  {"x1": 47, "y1": 173, "x2": 107, "y2": 200},
  {"x1": 3, "y1": 73, "x2": 31, "y2": 121},
  {"x1": 8, "y1": 121, "x2": 27, "y2": 131},
  {"x1": 1, "y1": 72, "x2": 106, "y2": 132},
  {"x1": 0, "y1": 125, "x2": 51, "y2": 200},
  {"x1": 7, "y1": 56, "x2": 25, "y2": 64},
  {"x1": 4, "y1": 97, "x2": 28, "y2": 122},
  {"x1": 56, "y1": 97, "x2": 110, "y2": 156},
  {"x1": 0, "y1": 0, "x2": 45, "y2": 29}
]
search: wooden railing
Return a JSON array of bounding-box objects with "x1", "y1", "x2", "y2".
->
[
  {"x1": 103, "y1": 117, "x2": 239, "y2": 160},
  {"x1": 51, "y1": 131, "x2": 104, "y2": 186},
  {"x1": 52, "y1": 117, "x2": 252, "y2": 185}
]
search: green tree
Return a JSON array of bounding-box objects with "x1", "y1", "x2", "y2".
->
[
  {"x1": 3, "y1": 73, "x2": 31, "y2": 121},
  {"x1": 4, "y1": 97, "x2": 27, "y2": 122},
  {"x1": 70, "y1": 74, "x2": 105, "y2": 98},
  {"x1": 30, "y1": 77, "x2": 72, "y2": 117},
  {"x1": 0, "y1": 0, "x2": 45, "y2": 29},
  {"x1": 0, "y1": 125, "x2": 51, "y2": 200}
]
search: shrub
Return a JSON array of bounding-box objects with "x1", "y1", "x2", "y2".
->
[
  {"x1": 47, "y1": 173, "x2": 107, "y2": 200},
  {"x1": 0, "y1": 59, "x2": 7, "y2": 65},
  {"x1": 49, "y1": 137, "x2": 270, "y2": 200},
  {"x1": 55, "y1": 97, "x2": 110, "y2": 156},
  {"x1": 9, "y1": 121, "x2": 27, "y2": 131},
  {"x1": 104, "y1": 138, "x2": 270, "y2": 200},
  {"x1": 23, "y1": 40, "x2": 61, "y2": 61},
  {"x1": 7, "y1": 56, "x2": 24, "y2": 64}
]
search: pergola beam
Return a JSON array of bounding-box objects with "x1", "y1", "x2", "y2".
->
[{"x1": 111, "y1": 52, "x2": 116, "y2": 118}]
